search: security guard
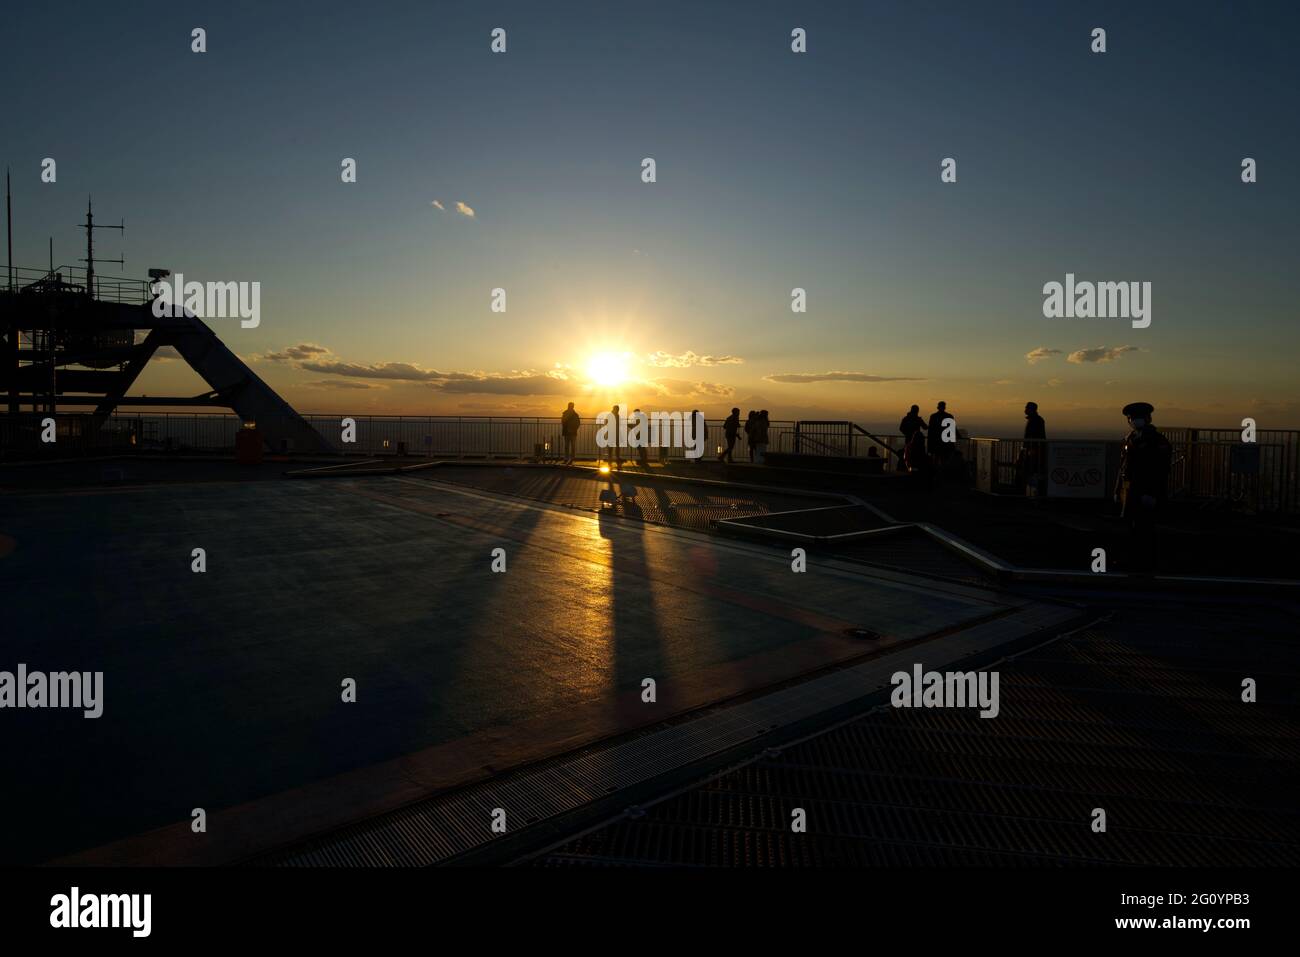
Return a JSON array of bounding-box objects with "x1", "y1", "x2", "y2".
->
[{"x1": 1115, "y1": 402, "x2": 1171, "y2": 569}]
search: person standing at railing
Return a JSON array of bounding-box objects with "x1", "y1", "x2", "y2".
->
[
  {"x1": 633, "y1": 409, "x2": 651, "y2": 468},
  {"x1": 1020, "y1": 401, "x2": 1047, "y2": 496},
  {"x1": 899, "y1": 405, "x2": 925, "y2": 443},
  {"x1": 899, "y1": 405, "x2": 927, "y2": 472},
  {"x1": 753, "y1": 410, "x2": 770, "y2": 464},
  {"x1": 743, "y1": 411, "x2": 757, "y2": 462},
  {"x1": 561, "y1": 401, "x2": 580, "y2": 465},
  {"x1": 719, "y1": 408, "x2": 741, "y2": 463},
  {"x1": 608, "y1": 404, "x2": 622, "y2": 470},
  {"x1": 927, "y1": 402, "x2": 953, "y2": 466},
  {"x1": 1115, "y1": 402, "x2": 1171, "y2": 572}
]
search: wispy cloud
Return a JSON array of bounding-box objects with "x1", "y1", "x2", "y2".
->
[
  {"x1": 455, "y1": 201, "x2": 475, "y2": 218},
  {"x1": 764, "y1": 372, "x2": 924, "y2": 384},
  {"x1": 264, "y1": 343, "x2": 330, "y2": 363},
  {"x1": 300, "y1": 360, "x2": 462, "y2": 381},
  {"x1": 1025, "y1": 347, "x2": 1064, "y2": 365},
  {"x1": 646, "y1": 350, "x2": 743, "y2": 368},
  {"x1": 302, "y1": 379, "x2": 386, "y2": 390},
  {"x1": 430, "y1": 200, "x2": 445, "y2": 211},
  {"x1": 434, "y1": 372, "x2": 569, "y2": 395},
  {"x1": 651, "y1": 378, "x2": 735, "y2": 397},
  {"x1": 1067, "y1": 345, "x2": 1140, "y2": 364}
]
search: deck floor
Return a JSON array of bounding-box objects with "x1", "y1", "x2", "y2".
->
[{"x1": 1, "y1": 474, "x2": 1036, "y2": 864}]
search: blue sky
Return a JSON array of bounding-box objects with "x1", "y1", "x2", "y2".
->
[{"x1": 4, "y1": 0, "x2": 1297, "y2": 433}]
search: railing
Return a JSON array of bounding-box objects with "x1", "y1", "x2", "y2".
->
[
  {"x1": 783, "y1": 421, "x2": 907, "y2": 471},
  {"x1": 0, "y1": 413, "x2": 804, "y2": 464},
  {"x1": 2, "y1": 412, "x2": 1296, "y2": 512},
  {"x1": 3, "y1": 265, "x2": 153, "y2": 305},
  {"x1": 970, "y1": 431, "x2": 1297, "y2": 512}
]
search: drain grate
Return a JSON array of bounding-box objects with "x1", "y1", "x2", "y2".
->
[{"x1": 844, "y1": 627, "x2": 883, "y2": 640}]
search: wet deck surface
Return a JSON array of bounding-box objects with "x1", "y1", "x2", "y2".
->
[
  {"x1": 1, "y1": 474, "x2": 1029, "y2": 865},
  {"x1": 422, "y1": 464, "x2": 836, "y2": 533}
]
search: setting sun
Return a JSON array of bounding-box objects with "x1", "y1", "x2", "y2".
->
[{"x1": 585, "y1": 351, "x2": 630, "y2": 388}]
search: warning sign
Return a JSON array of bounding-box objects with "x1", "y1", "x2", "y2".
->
[{"x1": 1046, "y1": 442, "x2": 1107, "y2": 499}]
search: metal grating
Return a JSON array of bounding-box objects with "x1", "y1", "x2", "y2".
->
[
  {"x1": 531, "y1": 611, "x2": 1300, "y2": 867},
  {"x1": 249, "y1": 601, "x2": 1079, "y2": 866}
]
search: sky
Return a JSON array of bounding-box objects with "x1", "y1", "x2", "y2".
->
[{"x1": 4, "y1": 0, "x2": 1298, "y2": 436}]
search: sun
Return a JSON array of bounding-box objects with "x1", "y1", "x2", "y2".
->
[{"x1": 585, "y1": 351, "x2": 629, "y2": 388}]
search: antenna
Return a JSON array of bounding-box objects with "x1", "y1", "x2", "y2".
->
[{"x1": 77, "y1": 195, "x2": 124, "y2": 299}]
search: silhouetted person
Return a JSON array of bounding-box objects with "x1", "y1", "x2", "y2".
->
[
  {"x1": 1021, "y1": 401, "x2": 1047, "y2": 495},
  {"x1": 899, "y1": 405, "x2": 926, "y2": 443},
  {"x1": 743, "y1": 411, "x2": 757, "y2": 462},
  {"x1": 687, "y1": 409, "x2": 703, "y2": 465},
  {"x1": 927, "y1": 401, "x2": 952, "y2": 464},
  {"x1": 561, "y1": 401, "x2": 580, "y2": 465},
  {"x1": 753, "y1": 410, "x2": 770, "y2": 464},
  {"x1": 608, "y1": 404, "x2": 622, "y2": 470},
  {"x1": 905, "y1": 428, "x2": 928, "y2": 472},
  {"x1": 1115, "y1": 401, "x2": 1171, "y2": 572},
  {"x1": 720, "y1": 407, "x2": 741, "y2": 462},
  {"x1": 899, "y1": 404, "x2": 927, "y2": 472},
  {"x1": 631, "y1": 408, "x2": 650, "y2": 468}
]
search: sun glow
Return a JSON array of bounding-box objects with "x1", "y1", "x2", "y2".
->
[{"x1": 585, "y1": 351, "x2": 630, "y2": 388}]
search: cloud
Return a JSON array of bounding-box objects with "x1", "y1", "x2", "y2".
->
[
  {"x1": 300, "y1": 360, "x2": 460, "y2": 381},
  {"x1": 434, "y1": 373, "x2": 570, "y2": 396},
  {"x1": 277, "y1": 344, "x2": 572, "y2": 395},
  {"x1": 1025, "y1": 347, "x2": 1064, "y2": 365},
  {"x1": 264, "y1": 343, "x2": 330, "y2": 363},
  {"x1": 1067, "y1": 345, "x2": 1140, "y2": 364},
  {"x1": 302, "y1": 379, "x2": 386, "y2": 390},
  {"x1": 763, "y1": 372, "x2": 925, "y2": 384},
  {"x1": 651, "y1": 378, "x2": 735, "y2": 397},
  {"x1": 992, "y1": 379, "x2": 1015, "y2": 386},
  {"x1": 1248, "y1": 398, "x2": 1295, "y2": 413},
  {"x1": 645, "y1": 350, "x2": 744, "y2": 369},
  {"x1": 149, "y1": 345, "x2": 182, "y2": 362},
  {"x1": 455, "y1": 201, "x2": 475, "y2": 218},
  {"x1": 431, "y1": 200, "x2": 445, "y2": 211},
  {"x1": 1046, "y1": 378, "x2": 1064, "y2": 387}
]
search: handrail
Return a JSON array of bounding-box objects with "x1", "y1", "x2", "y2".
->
[{"x1": 849, "y1": 421, "x2": 904, "y2": 460}]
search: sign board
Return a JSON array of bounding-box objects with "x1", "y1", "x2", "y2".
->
[
  {"x1": 1229, "y1": 443, "x2": 1261, "y2": 475},
  {"x1": 1046, "y1": 442, "x2": 1107, "y2": 499},
  {"x1": 973, "y1": 439, "x2": 993, "y2": 493}
]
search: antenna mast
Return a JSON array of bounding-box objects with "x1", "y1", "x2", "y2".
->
[{"x1": 79, "y1": 196, "x2": 124, "y2": 299}]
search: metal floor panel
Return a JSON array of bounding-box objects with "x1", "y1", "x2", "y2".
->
[
  {"x1": 532, "y1": 619, "x2": 1300, "y2": 867},
  {"x1": 251, "y1": 601, "x2": 1079, "y2": 866}
]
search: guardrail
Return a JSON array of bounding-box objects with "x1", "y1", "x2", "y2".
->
[
  {"x1": 3, "y1": 265, "x2": 153, "y2": 305},
  {"x1": 0, "y1": 413, "x2": 804, "y2": 464},
  {"x1": 970, "y1": 431, "x2": 1296, "y2": 512},
  {"x1": 2, "y1": 413, "x2": 1296, "y2": 511}
]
